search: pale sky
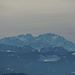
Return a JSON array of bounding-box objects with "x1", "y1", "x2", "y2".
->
[{"x1": 0, "y1": 0, "x2": 75, "y2": 43}]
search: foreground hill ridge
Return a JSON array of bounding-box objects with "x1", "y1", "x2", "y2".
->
[
  {"x1": 0, "y1": 33, "x2": 75, "y2": 51},
  {"x1": 0, "y1": 43, "x2": 75, "y2": 75}
]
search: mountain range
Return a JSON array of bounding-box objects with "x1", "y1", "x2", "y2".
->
[
  {"x1": 0, "y1": 33, "x2": 75, "y2": 51},
  {"x1": 0, "y1": 33, "x2": 75, "y2": 75}
]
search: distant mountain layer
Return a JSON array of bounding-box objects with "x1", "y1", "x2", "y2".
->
[
  {"x1": 0, "y1": 44, "x2": 69, "y2": 54},
  {"x1": 0, "y1": 44, "x2": 37, "y2": 53},
  {"x1": 0, "y1": 33, "x2": 75, "y2": 51}
]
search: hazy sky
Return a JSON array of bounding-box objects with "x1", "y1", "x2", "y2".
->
[{"x1": 0, "y1": 0, "x2": 75, "y2": 43}]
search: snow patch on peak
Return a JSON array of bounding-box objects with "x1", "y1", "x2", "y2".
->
[
  {"x1": 51, "y1": 35, "x2": 59, "y2": 41},
  {"x1": 19, "y1": 37, "x2": 25, "y2": 41}
]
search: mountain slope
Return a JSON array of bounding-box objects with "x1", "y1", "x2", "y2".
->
[
  {"x1": 0, "y1": 44, "x2": 36, "y2": 53},
  {"x1": 0, "y1": 33, "x2": 75, "y2": 51}
]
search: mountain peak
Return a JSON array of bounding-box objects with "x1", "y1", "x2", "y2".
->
[
  {"x1": 26, "y1": 33, "x2": 33, "y2": 36},
  {"x1": 38, "y1": 33, "x2": 56, "y2": 37},
  {"x1": 17, "y1": 33, "x2": 33, "y2": 38}
]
